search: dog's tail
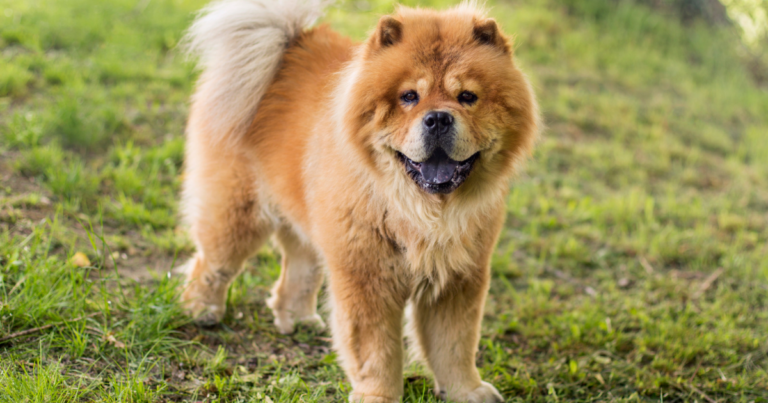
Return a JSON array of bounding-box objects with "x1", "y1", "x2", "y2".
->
[{"x1": 182, "y1": 0, "x2": 330, "y2": 143}]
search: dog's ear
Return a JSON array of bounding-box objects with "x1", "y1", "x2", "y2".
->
[
  {"x1": 473, "y1": 18, "x2": 509, "y2": 53},
  {"x1": 374, "y1": 16, "x2": 403, "y2": 48}
]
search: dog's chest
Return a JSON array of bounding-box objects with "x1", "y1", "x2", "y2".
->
[{"x1": 385, "y1": 214, "x2": 482, "y2": 286}]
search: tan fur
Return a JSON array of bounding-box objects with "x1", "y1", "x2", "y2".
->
[{"x1": 180, "y1": 3, "x2": 539, "y2": 402}]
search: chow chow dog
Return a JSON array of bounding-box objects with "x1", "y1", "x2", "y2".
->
[{"x1": 179, "y1": 0, "x2": 539, "y2": 401}]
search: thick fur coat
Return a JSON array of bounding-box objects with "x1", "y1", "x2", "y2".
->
[{"x1": 180, "y1": 1, "x2": 539, "y2": 402}]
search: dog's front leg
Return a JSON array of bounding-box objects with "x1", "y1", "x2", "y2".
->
[
  {"x1": 327, "y1": 258, "x2": 409, "y2": 403},
  {"x1": 411, "y1": 267, "x2": 503, "y2": 403}
]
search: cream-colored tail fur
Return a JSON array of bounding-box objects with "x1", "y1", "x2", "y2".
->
[{"x1": 182, "y1": 0, "x2": 331, "y2": 143}]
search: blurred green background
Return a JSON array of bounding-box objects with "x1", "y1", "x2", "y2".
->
[{"x1": 1, "y1": 0, "x2": 767, "y2": 401}]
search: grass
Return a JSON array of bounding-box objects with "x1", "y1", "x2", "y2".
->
[{"x1": 1, "y1": 0, "x2": 767, "y2": 401}]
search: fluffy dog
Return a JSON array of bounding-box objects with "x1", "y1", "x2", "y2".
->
[{"x1": 180, "y1": 1, "x2": 539, "y2": 401}]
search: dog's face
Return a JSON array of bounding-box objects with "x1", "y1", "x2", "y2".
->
[{"x1": 344, "y1": 6, "x2": 538, "y2": 195}]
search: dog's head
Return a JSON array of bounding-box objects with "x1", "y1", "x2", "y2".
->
[{"x1": 341, "y1": 4, "x2": 539, "y2": 196}]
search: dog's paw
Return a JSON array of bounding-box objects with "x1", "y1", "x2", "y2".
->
[
  {"x1": 183, "y1": 300, "x2": 225, "y2": 325},
  {"x1": 439, "y1": 382, "x2": 503, "y2": 403},
  {"x1": 267, "y1": 293, "x2": 326, "y2": 334},
  {"x1": 273, "y1": 313, "x2": 326, "y2": 335},
  {"x1": 348, "y1": 393, "x2": 399, "y2": 403},
  {"x1": 181, "y1": 290, "x2": 225, "y2": 325},
  {"x1": 297, "y1": 313, "x2": 326, "y2": 331},
  {"x1": 463, "y1": 382, "x2": 503, "y2": 403}
]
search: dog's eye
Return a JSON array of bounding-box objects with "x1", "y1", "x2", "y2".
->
[
  {"x1": 400, "y1": 91, "x2": 419, "y2": 105},
  {"x1": 458, "y1": 91, "x2": 478, "y2": 105}
]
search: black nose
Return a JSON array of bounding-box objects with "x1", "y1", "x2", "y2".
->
[{"x1": 423, "y1": 111, "x2": 454, "y2": 137}]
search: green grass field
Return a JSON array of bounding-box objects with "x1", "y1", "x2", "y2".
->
[{"x1": 1, "y1": 0, "x2": 767, "y2": 401}]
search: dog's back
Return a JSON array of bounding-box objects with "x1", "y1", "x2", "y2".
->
[{"x1": 246, "y1": 26, "x2": 355, "y2": 226}]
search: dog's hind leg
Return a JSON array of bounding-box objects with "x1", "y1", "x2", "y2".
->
[
  {"x1": 179, "y1": 127, "x2": 274, "y2": 325},
  {"x1": 266, "y1": 225, "x2": 325, "y2": 334}
]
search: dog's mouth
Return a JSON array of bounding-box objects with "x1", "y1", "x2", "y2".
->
[{"x1": 396, "y1": 149, "x2": 480, "y2": 194}]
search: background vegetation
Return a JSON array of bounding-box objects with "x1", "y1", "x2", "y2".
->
[{"x1": 1, "y1": 0, "x2": 767, "y2": 401}]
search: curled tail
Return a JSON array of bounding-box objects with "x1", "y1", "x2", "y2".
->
[{"x1": 183, "y1": 0, "x2": 331, "y2": 143}]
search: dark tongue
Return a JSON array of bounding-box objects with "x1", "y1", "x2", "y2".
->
[{"x1": 419, "y1": 149, "x2": 459, "y2": 185}]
